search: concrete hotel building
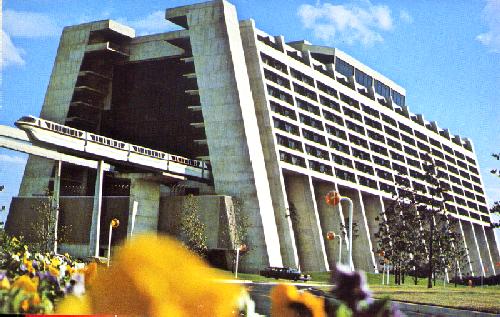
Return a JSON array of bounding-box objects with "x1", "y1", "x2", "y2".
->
[{"x1": 7, "y1": 0, "x2": 499, "y2": 274}]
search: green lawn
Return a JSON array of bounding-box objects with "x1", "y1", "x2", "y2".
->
[{"x1": 223, "y1": 270, "x2": 500, "y2": 314}]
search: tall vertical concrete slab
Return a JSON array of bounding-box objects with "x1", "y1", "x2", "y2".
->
[
  {"x1": 314, "y1": 181, "x2": 348, "y2": 268},
  {"x1": 475, "y1": 224, "x2": 495, "y2": 275},
  {"x1": 126, "y1": 175, "x2": 161, "y2": 235},
  {"x1": 239, "y1": 20, "x2": 299, "y2": 268},
  {"x1": 458, "y1": 220, "x2": 475, "y2": 275},
  {"x1": 175, "y1": 0, "x2": 283, "y2": 270},
  {"x1": 484, "y1": 226, "x2": 500, "y2": 268},
  {"x1": 19, "y1": 26, "x2": 91, "y2": 196},
  {"x1": 361, "y1": 193, "x2": 383, "y2": 273},
  {"x1": 338, "y1": 186, "x2": 377, "y2": 272},
  {"x1": 461, "y1": 220, "x2": 484, "y2": 275},
  {"x1": 285, "y1": 174, "x2": 328, "y2": 272}
]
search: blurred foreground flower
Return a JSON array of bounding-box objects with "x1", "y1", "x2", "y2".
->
[
  {"x1": 271, "y1": 284, "x2": 326, "y2": 317},
  {"x1": 57, "y1": 234, "x2": 243, "y2": 316}
]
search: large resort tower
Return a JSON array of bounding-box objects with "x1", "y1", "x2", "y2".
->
[{"x1": 7, "y1": 0, "x2": 499, "y2": 274}]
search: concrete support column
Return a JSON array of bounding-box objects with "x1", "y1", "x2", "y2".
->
[
  {"x1": 361, "y1": 194, "x2": 383, "y2": 273},
  {"x1": 128, "y1": 177, "x2": 160, "y2": 235},
  {"x1": 458, "y1": 220, "x2": 475, "y2": 275},
  {"x1": 338, "y1": 187, "x2": 377, "y2": 272},
  {"x1": 469, "y1": 222, "x2": 486, "y2": 276},
  {"x1": 53, "y1": 160, "x2": 61, "y2": 253},
  {"x1": 484, "y1": 226, "x2": 500, "y2": 269},
  {"x1": 461, "y1": 220, "x2": 484, "y2": 276},
  {"x1": 89, "y1": 160, "x2": 104, "y2": 257},
  {"x1": 285, "y1": 174, "x2": 328, "y2": 272},
  {"x1": 314, "y1": 181, "x2": 347, "y2": 269},
  {"x1": 476, "y1": 224, "x2": 496, "y2": 275}
]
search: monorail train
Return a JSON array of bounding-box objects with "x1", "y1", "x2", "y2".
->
[{"x1": 15, "y1": 115, "x2": 210, "y2": 179}]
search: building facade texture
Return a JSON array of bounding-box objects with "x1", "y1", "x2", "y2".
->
[{"x1": 8, "y1": 0, "x2": 499, "y2": 274}]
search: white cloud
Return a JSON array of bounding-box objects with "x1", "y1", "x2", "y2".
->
[
  {"x1": 399, "y1": 9, "x2": 413, "y2": 24},
  {"x1": 297, "y1": 0, "x2": 395, "y2": 46},
  {"x1": 0, "y1": 154, "x2": 27, "y2": 165},
  {"x1": 3, "y1": 9, "x2": 60, "y2": 37},
  {"x1": 1, "y1": 30, "x2": 26, "y2": 68},
  {"x1": 119, "y1": 10, "x2": 180, "y2": 36},
  {"x1": 476, "y1": 0, "x2": 500, "y2": 53}
]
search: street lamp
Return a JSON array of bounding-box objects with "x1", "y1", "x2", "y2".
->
[
  {"x1": 107, "y1": 218, "x2": 120, "y2": 267},
  {"x1": 326, "y1": 231, "x2": 342, "y2": 265},
  {"x1": 234, "y1": 244, "x2": 247, "y2": 279},
  {"x1": 325, "y1": 190, "x2": 354, "y2": 271}
]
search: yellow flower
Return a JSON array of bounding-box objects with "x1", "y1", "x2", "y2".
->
[
  {"x1": 49, "y1": 265, "x2": 59, "y2": 277},
  {"x1": 12, "y1": 275, "x2": 38, "y2": 293},
  {"x1": 271, "y1": 284, "x2": 326, "y2": 317},
  {"x1": 24, "y1": 259, "x2": 35, "y2": 274},
  {"x1": 20, "y1": 299, "x2": 29, "y2": 312},
  {"x1": 57, "y1": 234, "x2": 242, "y2": 316},
  {"x1": 0, "y1": 277, "x2": 11, "y2": 290},
  {"x1": 110, "y1": 218, "x2": 120, "y2": 228},
  {"x1": 81, "y1": 262, "x2": 97, "y2": 287},
  {"x1": 32, "y1": 293, "x2": 41, "y2": 306},
  {"x1": 51, "y1": 257, "x2": 61, "y2": 267}
]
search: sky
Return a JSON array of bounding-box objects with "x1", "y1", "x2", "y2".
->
[{"x1": 0, "y1": 0, "x2": 499, "y2": 229}]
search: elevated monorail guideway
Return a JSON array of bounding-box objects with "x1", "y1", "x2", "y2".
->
[
  {"x1": 14, "y1": 116, "x2": 211, "y2": 180},
  {"x1": 0, "y1": 124, "x2": 113, "y2": 171}
]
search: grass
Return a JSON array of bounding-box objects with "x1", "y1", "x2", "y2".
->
[{"x1": 222, "y1": 269, "x2": 500, "y2": 313}]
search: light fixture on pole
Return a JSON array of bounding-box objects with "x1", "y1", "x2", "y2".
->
[
  {"x1": 325, "y1": 190, "x2": 354, "y2": 271},
  {"x1": 107, "y1": 218, "x2": 120, "y2": 267},
  {"x1": 234, "y1": 244, "x2": 247, "y2": 279},
  {"x1": 326, "y1": 230, "x2": 342, "y2": 265}
]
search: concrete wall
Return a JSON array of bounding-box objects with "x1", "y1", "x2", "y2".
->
[
  {"x1": 239, "y1": 19, "x2": 299, "y2": 269},
  {"x1": 158, "y1": 195, "x2": 236, "y2": 250},
  {"x1": 6, "y1": 196, "x2": 128, "y2": 250},
  {"x1": 178, "y1": 0, "x2": 283, "y2": 271},
  {"x1": 484, "y1": 226, "x2": 500, "y2": 271}
]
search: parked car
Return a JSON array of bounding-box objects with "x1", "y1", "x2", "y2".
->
[{"x1": 259, "y1": 267, "x2": 311, "y2": 282}]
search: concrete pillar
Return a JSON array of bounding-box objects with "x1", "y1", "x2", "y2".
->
[
  {"x1": 53, "y1": 160, "x2": 61, "y2": 253},
  {"x1": 338, "y1": 186, "x2": 377, "y2": 272},
  {"x1": 469, "y1": 222, "x2": 486, "y2": 276},
  {"x1": 484, "y1": 226, "x2": 500, "y2": 269},
  {"x1": 458, "y1": 220, "x2": 475, "y2": 275},
  {"x1": 361, "y1": 193, "x2": 383, "y2": 273},
  {"x1": 314, "y1": 180, "x2": 348, "y2": 269},
  {"x1": 285, "y1": 174, "x2": 328, "y2": 272},
  {"x1": 89, "y1": 160, "x2": 104, "y2": 257},
  {"x1": 475, "y1": 224, "x2": 496, "y2": 276},
  {"x1": 128, "y1": 176, "x2": 160, "y2": 235},
  {"x1": 179, "y1": 0, "x2": 283, "y2": 271},
  {"x1": 461, "y1": 220, "x2": 484, "y2": 276}
]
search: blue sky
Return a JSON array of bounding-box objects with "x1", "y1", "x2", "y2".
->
[{"x1": 1, "y1": 0, "x2": 499, "y2": 228}]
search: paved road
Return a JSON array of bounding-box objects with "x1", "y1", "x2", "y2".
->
[{"x1": 245, "y1": 282, "x2": 430, "y2": 316}]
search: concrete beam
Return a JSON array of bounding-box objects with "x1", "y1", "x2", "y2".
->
[
  {"x1": 458, "y1": 220, "x2": 475, "y2": 275},
  {"x1": 484, "y1": 226, "x2": 500, "y2": 269},
  {"x1": 89, "y1": 160, "x2": 104, "y2": 257},
  {"x1": 361, "y1": 193, "x2": 383, "y2": 274}
]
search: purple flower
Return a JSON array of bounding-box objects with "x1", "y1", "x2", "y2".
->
[{"x1": 330, "y1": 265, "x2": 371, "y2": 311}]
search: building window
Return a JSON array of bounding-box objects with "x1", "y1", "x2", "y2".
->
[
  {"x1": 335, "y1": 58, "x2": 354, "y2": 77},
  {"x1": 375, "y1": 80, "x2": 390, "y2": 99},
  {"x1": 355, "y1": 69, "x2": 373, "y2": 88},
  {"x1": 392, "y1": 90, "x2": 405, "y2": 106}
]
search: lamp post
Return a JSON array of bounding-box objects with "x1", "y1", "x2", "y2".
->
[
  {"x1": 325, "y1": 191, "x2": 354, "y2": 271},
  {"x1": 107, "y1": 218, "x2": 120, "y2": 267},
  {"x1": 234, "y1": 244, "x2": 247, "y2": 279},
  {"x1": 326, "y1": 231, "x2": 342, "y2": 265}
]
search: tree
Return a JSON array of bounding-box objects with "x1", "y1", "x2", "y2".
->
[
  {"x1": 30, "y1": 190, "x2": 72, "y2": 253},
  {"x1": 179, "y1": 194, "x2": 208, "y2": 257}
]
